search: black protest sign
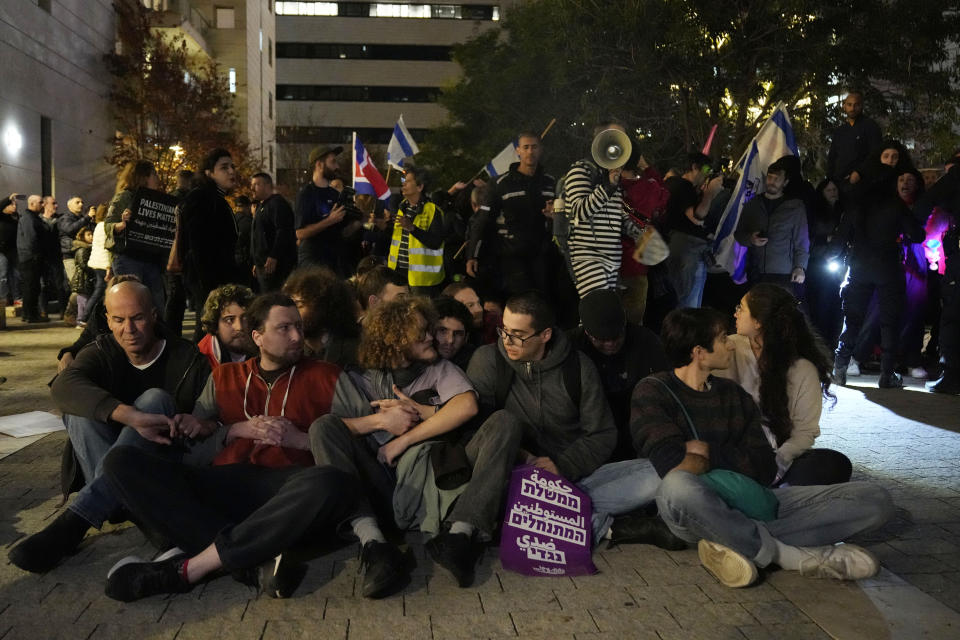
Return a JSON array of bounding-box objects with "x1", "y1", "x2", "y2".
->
[{"x1": 126, "y1": 188, "x2": 178, "y2": 258}]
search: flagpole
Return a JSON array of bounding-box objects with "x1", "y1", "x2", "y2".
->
[
  {"x1": 351, "y1": 131, "x2": 357, "y2": 191},
  {"x1": 540, "y1": 117, "x2": 557, "y2": 139}
]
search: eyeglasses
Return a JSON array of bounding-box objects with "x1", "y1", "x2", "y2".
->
[{"x1": 496, "y1": 326, "x2": 544, "y2": 346}]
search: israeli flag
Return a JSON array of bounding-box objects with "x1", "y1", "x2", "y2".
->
[
  {"x1": 711, "y1": 103, "x2": 799, "y2": 282},
  {"x1": 386, "y1": 115, "x2": 420, "y2": 170},
  {"x1": 484, "y1": 140, "x2": 519, "y2": 179}
]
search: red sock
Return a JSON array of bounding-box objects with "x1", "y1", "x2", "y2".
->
[{"x1": 179, "y1": 558, "x2": 190, "y2": 583}]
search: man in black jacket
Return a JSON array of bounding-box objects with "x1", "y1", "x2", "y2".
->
[
  {"x1": 179, "y1": 148, "x2": 240, "y2": 341},
  {"x1": 16, "y1": 195, "x2": 50, "y2": 323},
  {"x1": 826, "y1": 91, "x2": 883, "y2": 189},
  {"x1": 251, "y1": 172, "x2": 296, "y2": 292},
  {"x1": 8, "y1": 280, "x2": 211, "y2": 573},
  {"x1": 466, "y1": 132, "x2": 556, "y2": 298}
]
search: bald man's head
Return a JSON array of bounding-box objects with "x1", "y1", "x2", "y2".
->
[
  {"x1": 106, "y1": 281, "x2": 159, "y2": 360},
  {"x1": 26, "y1": 195, "x2": 42, "y2": 212}
]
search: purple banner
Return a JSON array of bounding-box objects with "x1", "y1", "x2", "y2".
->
[{"x1": 499, "y1": 465, "x2": 597, "y2": 577}]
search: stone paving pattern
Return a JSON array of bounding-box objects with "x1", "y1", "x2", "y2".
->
[{"x1": 1, "y1": 323, "x2": 959, "y2": 638}]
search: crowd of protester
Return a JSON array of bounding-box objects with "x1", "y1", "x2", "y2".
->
[{"x1": 4, "y1": 90, "x2": 960, "y2": 602}]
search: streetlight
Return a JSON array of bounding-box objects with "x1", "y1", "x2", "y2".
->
[{"x1": 2, "y1": 124, "x2": 23, "y2": 155}]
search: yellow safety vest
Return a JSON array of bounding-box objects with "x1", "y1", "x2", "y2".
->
[{"x1": 387, "y1": 200, "x2": 445, "y2": 286}]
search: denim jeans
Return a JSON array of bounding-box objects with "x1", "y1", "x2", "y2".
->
[
  {"x1": 655, "y1": 470, "x2": 894, "y2": 567},
  {"x1": 111, "y1": 254, "x2": 165, "y2": 312},
  {"x1": 64, "y1": 388, "x2": 219, "y2": 528},
  {"x1": 578, "y1": 458, "x2": 662, "y2": 541},
  {"x1": 666, "y1": 233, "x2": 709, "y2": 308}
]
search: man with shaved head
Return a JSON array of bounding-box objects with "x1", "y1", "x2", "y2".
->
[
  {"x1": 9, "y1": 280, "x2": 211, "y2": 573},
  {"x1": 15, "y1": 195, "x2": 49, "y2": 322}
]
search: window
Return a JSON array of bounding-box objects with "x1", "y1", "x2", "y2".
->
[
  {"x1": 268, "y1": 37, "x2": 273, "y2": 66},
  {"x1": 277, "y1": 125, "x2": 429, "y2": 145},
  {"x1": 276, "y1": 1, "x2": 338, "y2": 15},
  {"x1": 274, "y1": 2, "x2": 499, "y2": 19},
  {"x1": 370, "y1": 3, "x2": 430, "y2": 18},
  {"x1": 216, "y1": 7, "x2": 236, "y2": 28},
  {"x1": 268, "y1": 91, "x2": 274, "y2": 119},
  {"x1": 276, "y1": 42, "x2": 451, "y2": 61},
  {"x1": 276, "y1": 84, "x2": 440, "y2": 102},
  {"x1": 229, "y1": 68, "x2": 237, "y2": 93},
  {"x1": 269, "y1": 147, "x2": 274, "y2": 173}
]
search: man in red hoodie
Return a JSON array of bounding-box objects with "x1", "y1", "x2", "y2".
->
[{"x1": 197, "y1": 284, "x2": 256, "y2": 369}]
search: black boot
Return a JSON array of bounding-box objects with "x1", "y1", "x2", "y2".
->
[
  {"x1": 608, "y1": 512, "x2": 687, "y2": 550},
  {"x1": 9, "y1": 509, "x2": 91, "y2": 572},
  {"x1": 927, "y1": 369, "x2": 960, "y2": 395}
]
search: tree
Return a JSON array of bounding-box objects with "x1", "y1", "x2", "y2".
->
[
  {"x1": 420, "y1": 0, "x2": 960, "y2": 187},
  {"x1": 104, "y1": 0, "x2": 253, "y2": 190}
]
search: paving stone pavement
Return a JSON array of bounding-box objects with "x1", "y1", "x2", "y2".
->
[{"x1": 1, "y1": 323, "x2": 960, "y2": 638}]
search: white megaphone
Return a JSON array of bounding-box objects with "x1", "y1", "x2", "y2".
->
[{"x1": 591, "y1": 129, "x2": 632, "y2": 169}]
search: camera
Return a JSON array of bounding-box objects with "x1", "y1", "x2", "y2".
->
[{"x1": 335, "y1": 185, "x2": 363, "y2": 223}]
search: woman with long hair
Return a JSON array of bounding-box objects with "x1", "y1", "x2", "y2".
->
[
  {"x1": 718, "y1": 283, "x2": 852, "y2": 486},
  {"x1": 104, "y1": 160, "x2": 166, "y2": 310}
]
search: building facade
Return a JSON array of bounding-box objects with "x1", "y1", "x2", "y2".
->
[
  {"x1": 0, "y1": 0, "x2": 117, "y2": 204},
  {"x1": 275, "y1": 0, "x2": 516, "y2": 189},
  {"x1": 149, "y1": 0, "x2": 277, "y2": 177}
]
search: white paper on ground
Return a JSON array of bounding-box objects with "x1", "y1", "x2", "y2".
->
[{"x1": 0, "y1": 411, "x2": 65, "y2": 438}]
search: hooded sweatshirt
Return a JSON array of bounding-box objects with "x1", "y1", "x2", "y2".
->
[{"x1": 466, "y1": 330, "x2": 616, "y2": 481}]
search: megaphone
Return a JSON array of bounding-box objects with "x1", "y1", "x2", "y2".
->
[{"x1": 591, "y1": 129, "x2": 632, "y2": 169}]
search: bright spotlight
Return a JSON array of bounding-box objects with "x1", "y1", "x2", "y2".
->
[{"x1": 2, "y1": 125, "x2": 23, "y2": 155}]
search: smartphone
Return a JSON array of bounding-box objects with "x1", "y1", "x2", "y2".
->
[{"x1": 14, "y1": 194, "x2": 26, "y2": 200}]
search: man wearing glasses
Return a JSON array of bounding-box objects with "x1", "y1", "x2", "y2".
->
[{"x1": 467, "y1": 291, "x2": 685, "y2": 551}]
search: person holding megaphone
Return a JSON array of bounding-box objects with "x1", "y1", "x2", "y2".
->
[{"x1": 554, "y1": 121, "x2": 643, "y2": 299}]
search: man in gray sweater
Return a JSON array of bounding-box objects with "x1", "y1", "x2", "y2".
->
[
  {"x1": 466, "y1": 291, "x2": 684, "y2": 549},
  {"x1": 735, "y1": 157, "x2": 810, "y2": 289}
]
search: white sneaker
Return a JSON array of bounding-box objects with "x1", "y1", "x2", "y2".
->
[
  {"x1": 797, "y1": 543, "x2": 879, "y2": 580},
  {"x1": 909, "y1": 367, "x2": 929, "y2": 379},
  {"x1": 698, "y1": 539, "x2": 758, "y2": 588},
  {"x1": 847, "y1": 359, "x2": 861, "y2": 376}
]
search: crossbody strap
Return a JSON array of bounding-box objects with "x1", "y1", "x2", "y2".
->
[{"x1": 647, "y1": 376, "x2": 700, "y2": 441}]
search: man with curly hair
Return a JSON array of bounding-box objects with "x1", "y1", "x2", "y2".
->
[
  {"x1": 310, "y1": 297, "x2": 521, "y2": 595},
  {"x1": 197, "y1": 284, "x2": 257, "y2": 369},
  {"x1": 282, "y1": 266, "x2": 361, "y2": 366}
]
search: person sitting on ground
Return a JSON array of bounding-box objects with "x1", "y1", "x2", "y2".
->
[
  {"x1": 282, "y1": 266, "x2": 361, "y2": 366},
  {"x1": 310, "y1": 297, "x2": 504, "y2": 594},
  {"x1": 632, "y1": 307, "x2": 893, "y2": 588},
  {"x1": 9, "y1": 280, "x2": 211, "y2": 573},
  {"x1": 432, "y1": 296, "x2": 476, "y2": 371},
  {"x1": 100, "y1": 292, "x2": 360, "y2": 601},
  {"x1": 570, "y1": 289, "x2": 668, "y2": 461},
  {"x1": 197, "y1": 284, "x2": 256, "y2": 369},
  {"x1": 57, "y1": 274, "x2": 141, "y2": 372},
  {"x1": 443, "y1": 282, "x2": 500, "y2": 345},
  {"x1": 356, "y1": 264, "x2": 409, "y2": 321},
  {"x1": 467, "y1": 291, "x2": 685, "y2": 551},
  {"x1": 717, "y1": 284, "x2": 852, "y2": 486}
]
